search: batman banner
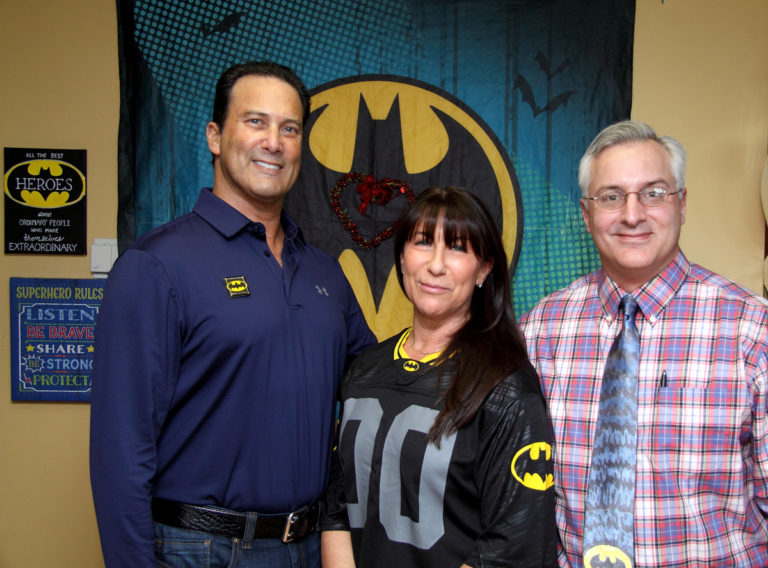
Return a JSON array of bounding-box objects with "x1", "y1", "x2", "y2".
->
[
  {"x1": 283, "y1": 76, "x2": 523, "y2": 336},
  {"x1": 116, "y1": 0, "x2": 634, "y2": 329}
]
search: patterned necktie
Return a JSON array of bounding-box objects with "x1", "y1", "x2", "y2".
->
[{"x1": 583, "y1": 295, "x2": 640, "y2": 568}]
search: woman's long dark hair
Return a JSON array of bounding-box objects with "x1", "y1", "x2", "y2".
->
[{"x1": 393, "y1": 187, "x2": 532, "y2": 444}]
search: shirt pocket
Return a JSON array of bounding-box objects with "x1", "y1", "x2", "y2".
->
[{"x1": 650, "y1": 387, "x2": 745, "y2": 489}]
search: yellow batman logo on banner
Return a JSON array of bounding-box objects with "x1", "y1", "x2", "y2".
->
[
  {"x1": 510, "y1": 442, "x2": 554, "y2": 491},
  {"x1": 287, "y1": 76, "x2": 521, "y2": 341}
]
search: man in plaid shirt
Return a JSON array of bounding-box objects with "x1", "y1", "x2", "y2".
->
[{"x1": 521, "y1": 120, "x2": 768, "y2": 567}]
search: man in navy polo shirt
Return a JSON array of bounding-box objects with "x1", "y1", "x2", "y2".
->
[{"x1": 90, "y1": 61, "x2": 375, "y2": 568}]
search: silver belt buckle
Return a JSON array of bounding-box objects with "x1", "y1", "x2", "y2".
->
[{"x1": 282, "y1": 511, "x2": 299, "y2": 543}]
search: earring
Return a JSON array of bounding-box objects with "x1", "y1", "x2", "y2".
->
[{"x1": 477, "y1": 281, "x2": 483, "y2": 288}]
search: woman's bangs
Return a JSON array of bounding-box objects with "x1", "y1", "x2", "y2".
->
[
  {"x1": 402, "y1": 188, "x2": 486, "y2": 258},
  {"x1": 406, "y1": 201, "x2": 443, "y2": 243}
]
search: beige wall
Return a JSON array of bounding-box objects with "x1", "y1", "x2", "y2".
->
[
  {"x1": 0, "y1": 1, "x2": 766, "y2": 566},
  {"x1": 0, "y1": 1, "x2": 118, "y2": 566},
  {"x1": 634, "y1": 1, "x2": 768, "y2": 292}
]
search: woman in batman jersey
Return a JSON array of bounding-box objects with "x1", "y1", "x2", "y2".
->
[{"x1": 320, "y1": 187, "x2": 557, "y2": 567}]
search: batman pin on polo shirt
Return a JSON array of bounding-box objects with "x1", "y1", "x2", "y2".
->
[{"x1": 223, "y1": 276, "x2": 249, "y2": 298}]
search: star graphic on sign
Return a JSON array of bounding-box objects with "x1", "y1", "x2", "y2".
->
[
  {"x1": 26, "y1": 345, "x2": 35, "y2": 352},
  {"x1": 87, "y1": 345, "x2": 95, "y2": 353}
]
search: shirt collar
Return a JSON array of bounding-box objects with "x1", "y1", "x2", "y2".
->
[
  {"x1": 192, "y1": 187, "x2": 305, "y2": 244},
  {"x1": 598, "y1": 249, "x2": 689, "y2": 325}
]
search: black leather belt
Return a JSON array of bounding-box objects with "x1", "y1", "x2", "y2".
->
[{"x1": 152, "y1": 498, "x2": 319, "y2": 543}]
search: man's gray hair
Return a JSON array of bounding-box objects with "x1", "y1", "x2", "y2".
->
[{"x1": 578, "y1": 120, "x2": 686, "y2": 199}]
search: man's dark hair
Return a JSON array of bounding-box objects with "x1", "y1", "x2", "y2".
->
[{"x1": 211, "y1": 61, "x2": 311, "y2": 129}]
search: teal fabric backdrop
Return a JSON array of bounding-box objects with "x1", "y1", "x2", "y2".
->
[{"x1": 116, "y1": 0, "x2": 635, "y2": 314}]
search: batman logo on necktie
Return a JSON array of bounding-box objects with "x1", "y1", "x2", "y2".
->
[
  {"x1": 584, "y1": 545, "x2": 632, "y2": 568},
  {"x1": 284, "y1": 76, "x2": 522, "y2": 339},
  {"x1": 402, "y1": 360, "x2": 420, "y2": 372}
]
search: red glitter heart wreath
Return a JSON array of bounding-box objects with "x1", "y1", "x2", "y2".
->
[{"x1": 330, "y1": 172, "x2": 415, "y2": 250}]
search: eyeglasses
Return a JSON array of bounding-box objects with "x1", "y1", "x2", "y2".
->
[{"x1": 584, "y1": 187, "x2": 682, "y2": 210}]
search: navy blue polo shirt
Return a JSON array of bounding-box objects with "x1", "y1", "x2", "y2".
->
[{"x1": 90, "y1": 188, "x2": 375, "y2": 566}]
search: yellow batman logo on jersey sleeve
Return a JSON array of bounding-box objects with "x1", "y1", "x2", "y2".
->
[{"x1": 510, "y1": 442, "x2": 553, "y2": 491}]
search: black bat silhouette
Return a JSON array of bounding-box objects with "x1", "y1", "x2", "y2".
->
[
  {"x1": 513, "y1": 73, "x2": 575, "y2": 118},
  {"x1": 200, "y1": 12, "x2": 246, "y2": 39},
  {"x1": 227, "y1": 281, "x2": 247, "y2": 292},
  {"x1": 535, "y1": 49, "x2": 571, "y2": 79}
]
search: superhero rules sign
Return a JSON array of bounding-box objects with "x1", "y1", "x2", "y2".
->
[
  {"x1": 4, "y1": 147, "x2": 87, "y2": 255},
  {"x1": 10, "y1": 278, "x2": 103, "y2": 401}
]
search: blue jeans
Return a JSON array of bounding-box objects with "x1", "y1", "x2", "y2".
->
[{"x1": 154, "y1": 522, "x2": 320, "y2": 568}]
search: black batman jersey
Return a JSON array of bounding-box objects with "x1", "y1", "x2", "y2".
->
[{"x1": 321, "y1": 331, "x2": 558, "y2": 567}]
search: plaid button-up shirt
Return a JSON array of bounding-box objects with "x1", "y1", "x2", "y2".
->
[{"x1": 521, "y1": 251, "x2": 768, "y2": 567}]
